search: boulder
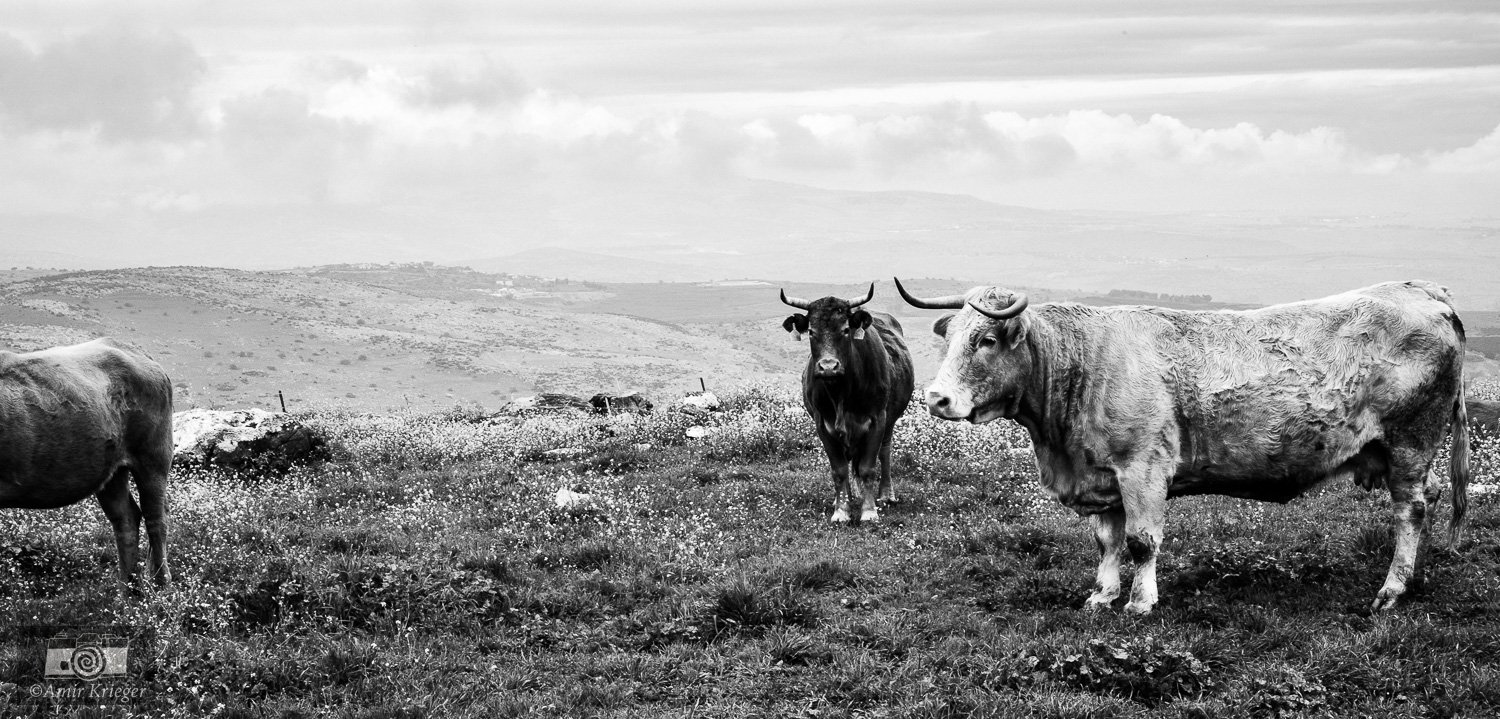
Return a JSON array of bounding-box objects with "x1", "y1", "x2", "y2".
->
[
  {"x1": 675, "y1": 391, "x2": 721, "y2": 417},
  {"x1": 503, "y1": 393, "x2": 591, "y2": 414},
  {"x1": 173, "y1": 408, "x2": 328, "y2": 475},
  {"x1": 590, "y1": 392, "x2": 654, "y2": 414},
  {"x1": 554, "y1": 488, "x2": 593, "y2": 510}
]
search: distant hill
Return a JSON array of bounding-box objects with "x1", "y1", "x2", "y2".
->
[
  {"x1": 2, "y1": 263, "x2": 1495, "y2": 413},
  {"x1": 466, "y1": 248, "x2": 717, "y2": 283},
  {"x1": 0, "y1": 265, "x2": 793, "y2": 412}
]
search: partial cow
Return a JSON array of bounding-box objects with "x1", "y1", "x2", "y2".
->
[
  {"x1": 897, "y1": 278, "x2": 1468, "y2": 614},
  {"x1": 1468, "y1": 398, "x2": 1500, "y2": 434},
  {"x1": 0, "y1": 338, "x2": 173, "y2": 588},
  {"x1": 782, "y1": 284, "x2": 915, "y2": 523}
]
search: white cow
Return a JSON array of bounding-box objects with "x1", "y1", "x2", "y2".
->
[{"x1": 897, "y1": 279, "x2": 1469, "y2": 614}]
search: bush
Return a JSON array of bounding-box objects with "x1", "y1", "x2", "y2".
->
[{"x1": 984, "y1": 636, "x2": 1216, "y2": 706}]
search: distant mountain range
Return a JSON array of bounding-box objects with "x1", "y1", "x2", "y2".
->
[{"x1": 2, "y1": 178, "x2": 1496, "y2": 308}]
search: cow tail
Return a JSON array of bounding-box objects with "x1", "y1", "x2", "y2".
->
[
  {"x1": 1450, "y1": 390, "x2": 1471, "y2": 549},
  {"x1": 1448, "y1": 308, "x2": 1470, "y2": 549}
]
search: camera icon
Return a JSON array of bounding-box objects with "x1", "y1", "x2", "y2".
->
[{"x1": 44, "y1": 633, "x2": 129, "y2": 682}]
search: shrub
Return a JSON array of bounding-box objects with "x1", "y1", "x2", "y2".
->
[{"x1": 984, "y1": 636, "x2": 1216, "y2": 706}]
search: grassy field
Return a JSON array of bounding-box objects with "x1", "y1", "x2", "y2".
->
[{"x1": 2, "y1": 383, "x2": 1500, "y2": 718}]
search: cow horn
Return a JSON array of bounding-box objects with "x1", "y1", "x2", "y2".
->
[
  {"x1": 968, "y1": 292, "x2": 1029, "y2": 320},
  {"x1": 779, "y1": 289, "x2": 811, "y2": 310},
  {"x1": 893, "y1": 277, "x2": 966, "y2": 309},
  {"x1": 846, "y1": 283, "x2": 874, "y2": 308}
]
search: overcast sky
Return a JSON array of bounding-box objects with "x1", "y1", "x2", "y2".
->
[{"x1": 1, "y1": 1, "x2": 1497, "y2": 223}]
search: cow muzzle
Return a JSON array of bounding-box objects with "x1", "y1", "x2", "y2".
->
[
  {"x1": 814, "y1": 358, "x2": 843, "y2": 377},
  {"x1": 925, "y1": 386, "x2": 973, "y2": 421}
]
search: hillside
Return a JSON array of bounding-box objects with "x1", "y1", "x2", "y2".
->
[
  {"x1": 0, "y1": 265, "x2": 793, "y2": 412},
  {"x1": 2, "y1": 264, "x2": 1498, "y2": 413}
]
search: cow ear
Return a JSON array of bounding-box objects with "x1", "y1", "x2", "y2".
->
[
  {"x1": 850, "y1": 310, "x2": 872, "y2": 340},
  {"x1": 933, "y1": 313, "x2": 955, "y2": 338},
  {"x1": 783, "y1": 314, "x2": 807, "y2": 340},
  {"x1": 1002, "y1": 315, "x2": 1027, "y2": 349}
]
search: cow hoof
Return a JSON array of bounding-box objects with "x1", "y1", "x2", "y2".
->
[
  {"x1": 880, "y1": 494, "x2": 900, "y2": 503},
  {"x1": 860, "y1": 510, "x2": 880, "y2": 523},
  {"x1": 1123, "y1": 600, "x2": 1155, "y2": 616},
  {"x1": 1370, "y1": 591, "x2": 1402, "y2": 612},
  {"x1": 830, "y1": 509, "x2": 851, "y2": 523},
  {"x1": 1083, "y1": 593, "x2": 1118, "y2": 612}
]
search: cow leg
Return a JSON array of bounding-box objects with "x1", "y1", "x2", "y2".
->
[
  {"x1": 1374, "y1": 458, "x2": 1436, "y2": 611},
  {"x1": 818, "y1": 432, "x2": 853, "y2": 523},
  {"x1": 1410, "y1": 468, "x2": 1443, "y2": 590},
  {"x1": 135, "y1": 465, "x2": 172, "y2": 587},
  {"x1": 853, "y1": 437, "x2": 882, "y2": 523},
  {"x1": 1084, "y1": 510, "x2": 1126, "y2": 611},
  {"x1": 1121, "y1": 465, "x2": 1170, "y2": 615},
  {"x1": 877, "y1": 438, "x2": 898, "y2": 503},
  {"x1": 95, "y1": 469, "x2": 143, "y2": 590}
]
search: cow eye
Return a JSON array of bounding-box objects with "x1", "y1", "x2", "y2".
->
[
  {"x1": 841, "y1": 327, "x2": 850, "y2": 335},
  {"x1": 978, "y1": 334, "x2": 998, "y2": 348}
]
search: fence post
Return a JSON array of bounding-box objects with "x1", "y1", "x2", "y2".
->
[
  {"x1": 277, "y1": 390, "x2": 286, "y2": 412},
  {"x1": 699, "y1": 377, "x2": 707, "y2": 393}
]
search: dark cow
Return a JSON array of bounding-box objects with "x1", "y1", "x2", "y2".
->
[
  {"x1": 0, "y1": 338, "x2": 173, "y2": 588},
  {"x1": 1468, "y1": 398, "x2": 1500, "y2": 434},
  {"x1": 782, "y1": 284, "x2": 915, "y2": 523},
  {"x1": 897, "y1": 278, "x2": 1469, "y2": 614}
]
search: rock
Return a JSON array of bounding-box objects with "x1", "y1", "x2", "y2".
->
[
  {"x1": 676, "y1": 392, "x2": 720, "y2": 417},
  {"x1": 503, "y1": 393, "x2": 591, "y2": 413},
  {"x1": 554, "y1": 488, "x2": 593, "y2": 510},
  {"x1": 590, "y1": 392, "x2": 654, "y2": 414},
  {"x1": 685, "y1": 426, "x2": 710, "y2": 439},
  {"x1": 173, "y1": 409, "x2": 329, "y2": 475}
]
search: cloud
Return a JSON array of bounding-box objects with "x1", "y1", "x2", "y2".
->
[
  {"x1": 1427, "y1": 123, "x2": 1500, "y2": 173},
  {"x1": 403, "y1": 59, "x2": 528, "y2": 109},
  {"x1": 0, "y1": 19, "x2": 1493, "y2": 220},
  {"x1": 0, "y1": 27, "x2": 204, "y2": 140},
  {"x1": 216, "y1": 88, "x2": 372, "y2": 203},
  {"x1": 731, "y1": 107, "x2": 1394, "y2": 187},
  {"x1": 302, "y1": 55, "x2": 370, "y2": 85}
]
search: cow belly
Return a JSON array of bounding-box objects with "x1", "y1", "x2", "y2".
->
[
  {"x1": 1167, "y1": 473, "x2": 1323, "y2": 503},
  {"x1": 1038, "y1": 467, "x2": 1124, "y2": 514},
  {"x1": 0, "y1": 416, "x2": 126, "y2": 508}
]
